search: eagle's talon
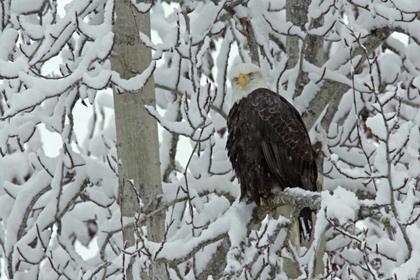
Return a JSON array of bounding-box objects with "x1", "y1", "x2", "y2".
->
[{"x1": 260, "y1": 197, "x2": 265, "y2": 206}]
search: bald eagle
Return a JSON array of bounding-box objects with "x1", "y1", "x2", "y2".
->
[{"x1": 226, "y1": 63, "x2": 317, "y2": 240}]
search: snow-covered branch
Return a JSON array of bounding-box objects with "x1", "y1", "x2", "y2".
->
[{"x1": 268, "y1": 188, "x2": 321, "y2": 212}]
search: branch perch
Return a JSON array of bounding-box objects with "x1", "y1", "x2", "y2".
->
[{"x1": 268, "y1": 188, "x2": 322, "y2": 212}]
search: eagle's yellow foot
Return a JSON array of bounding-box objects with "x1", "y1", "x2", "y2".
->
[{"x1": 260, "y1": 197, "x2": 265, "y2": 206}]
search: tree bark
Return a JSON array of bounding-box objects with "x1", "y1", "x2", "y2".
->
[
  {"x1": 111, "y1": 1, "x2": 167, "y2": 279},
  {"x1": 284, "y1": 3, "x2": 394, "y2": 278},
  {"x1": 285, "y1": 1, "x2": 326, "y2": 278}
]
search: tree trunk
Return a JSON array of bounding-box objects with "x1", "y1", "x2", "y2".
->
[
  {"x1": 111, "y1": 1, "x2": 167, "y2": 279},
  {"x1": 285, "y1": 0, "x2": 326, "y2": 278}
]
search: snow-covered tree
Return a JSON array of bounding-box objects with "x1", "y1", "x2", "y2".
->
[{"x1": 0, "y1": 0, "x2": 420, "y2": 279}]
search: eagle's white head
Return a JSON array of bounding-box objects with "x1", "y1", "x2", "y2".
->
[{"x1": 229, "y1": 63, "x2": 268, "y2": 104}]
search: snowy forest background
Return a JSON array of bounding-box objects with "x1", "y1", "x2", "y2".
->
[{"x1": 1, "y1": 0, "x2": 420, "y2": 279}]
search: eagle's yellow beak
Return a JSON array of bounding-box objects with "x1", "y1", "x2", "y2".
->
[{"x1": 238, "y1": 73, "x2": 249, "y2": 88}]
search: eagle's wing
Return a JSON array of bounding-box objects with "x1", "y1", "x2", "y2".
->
[{"x1": 250, "y1": 88, "x2": 317, "y2": 192}]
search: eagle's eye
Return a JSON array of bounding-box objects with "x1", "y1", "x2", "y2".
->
[
  {"x1": 248, "y1": 72, "x2": 254, "y2": 77},
  {"x1": 233, "y1": 77, "x2": 238, "y2": 82}
]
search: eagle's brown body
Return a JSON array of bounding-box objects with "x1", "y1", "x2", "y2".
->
[{"x1": 226, "y1": 88, "x2": 317, "y2": 238}]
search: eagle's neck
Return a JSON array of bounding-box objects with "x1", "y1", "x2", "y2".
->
[{"x1": 232, "y1": 83, "x2": 268, "y2": 104}]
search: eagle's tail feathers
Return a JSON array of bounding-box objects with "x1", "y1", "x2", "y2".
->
[{"x1": 299, "y1": 207, "x2": 313, "y2": 241}]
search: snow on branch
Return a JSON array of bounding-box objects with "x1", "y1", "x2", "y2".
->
[
  {"x1": 0, "y1": 0, "x2": 119, "y2": 279},
  {"x1": 267, "y1": 188, "x2": 321, "y2": 212}
]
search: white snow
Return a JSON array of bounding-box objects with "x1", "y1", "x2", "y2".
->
[
  {"x1": 322, "y1": 187, "x2": 360, "y2": 224},
  {"x1": 11, "y1": 0, "x2": 44, "y2": 14}
]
